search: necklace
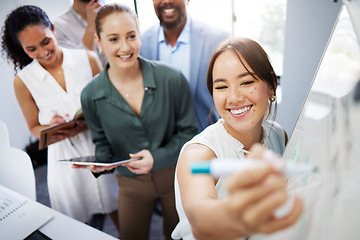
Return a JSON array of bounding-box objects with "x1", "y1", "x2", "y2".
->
[
  {"x1": 123, "y1": 75, "x2": 144, "y2": 98},
  {"x1": 124, "y1": 85, "x2": 133, "y2": 98},
  {"x1": 124, "y1": 87, "x2": 133, "y2": 98}
]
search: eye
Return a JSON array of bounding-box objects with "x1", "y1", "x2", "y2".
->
[
  {"x1": 39, "y1": 37, "x2": 51, "y2": 47},
  {"x1": 27, "y1": 47, "x2": 36, "y2": 52},
  {"x1": 109, "y1": 37, "x2": 118, "y2": 43},
  {"x1": 42, "y1": 38, "x2": 50, "y2": 45},
  {"x1": 128, "y1": 34, "x2": 137, "y2": 40},
  {"x1": 214, "y1": 85, "x2": 228, "y2": 90},
  {"x1": 241, "y1": 80, "x2": 255, "y2": 86}
]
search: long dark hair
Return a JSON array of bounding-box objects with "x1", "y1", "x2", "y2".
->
[{"x1": 1, "y1": 5, "x2": 53, "y2": 73}]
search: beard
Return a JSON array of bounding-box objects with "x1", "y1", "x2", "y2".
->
[{"x1": 157, "y1": 5, "x2": 186, "y2": 30}]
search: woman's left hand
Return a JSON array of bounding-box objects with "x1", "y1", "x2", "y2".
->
[{"x1": 121, "y1": 149, "x2": 154, "y2": 175}]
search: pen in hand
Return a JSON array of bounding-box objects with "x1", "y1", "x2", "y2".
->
[
  {"x1": 190, "y1": 159, "x2": 317, "y2": 177},
  {"x1": 191, "y1": 158, "x2": 315, "y2": 219}
]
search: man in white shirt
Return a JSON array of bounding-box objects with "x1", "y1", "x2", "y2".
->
[{"x1": 53, "y1": 0, "x2": 106, "y2": 66}]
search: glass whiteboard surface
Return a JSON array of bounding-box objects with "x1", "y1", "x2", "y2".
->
[{"x1": 252, "y1": 4, "x2": 360, "y2": 240}]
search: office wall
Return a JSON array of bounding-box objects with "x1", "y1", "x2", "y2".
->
[
  {"x1": 0, "y1": 0, "x2": 70, "y2": 149},
  {"x1": 277, "y1": 0, "x2": 342, "y2": 135}
]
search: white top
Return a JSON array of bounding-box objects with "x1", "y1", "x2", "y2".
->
[
  {"x1": 53, "y1": 7, "x2": 107, "y2": 66},
  {"x1": 172, "y1": 119, "x2": 286, "y2": 240},
  {"x1": 53, "y1": 8, "x2": 87, "y2": 50},
  {"x1": 17, "y1": 48, "x2": 118, "y2": 222}
]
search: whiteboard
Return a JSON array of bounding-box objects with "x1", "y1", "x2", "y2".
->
[{"x1": 253, "y1": 3, "x2": 360, "y2": 240}]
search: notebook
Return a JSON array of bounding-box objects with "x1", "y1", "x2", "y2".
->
[{"x1": 0, "y1": 185, "x2": 54, "y2": 239}]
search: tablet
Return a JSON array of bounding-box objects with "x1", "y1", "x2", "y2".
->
[{"x1": 58, "y1": 156, "x2": 141, "y2": 166}]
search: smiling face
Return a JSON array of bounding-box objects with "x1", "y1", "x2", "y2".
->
[
  {"x1": 212, "y1": 50, "x2": 274, "y2": 138},
  {"x1": 17, "y1": 24, "x2": 60, "y2": 66},
  {"x1": 96, "y1": 12, "x2": 141, "y2": 70},
  {"x1": 153, "y1": 0, "x2": 188, "y2": 30}
]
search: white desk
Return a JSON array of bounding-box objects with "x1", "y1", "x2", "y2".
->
[
  {"x1": 0, "y1": 185, "x2": 118, "y2": 240},
  {"x1": 38, "y1": 207, "x2": 118, "y2": 239}
]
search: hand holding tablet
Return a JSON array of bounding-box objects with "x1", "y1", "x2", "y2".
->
[{"x1": 58, "y1": 156, "x2": 141, "y2": 166}]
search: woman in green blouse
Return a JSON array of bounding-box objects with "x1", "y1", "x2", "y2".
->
[{"x1": 78, "y1": 3, "x2": 198, "y2": 240}]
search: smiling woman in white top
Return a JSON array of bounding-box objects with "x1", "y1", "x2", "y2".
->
[
  {"x1": 1, "y1": 5, "x2": 119, "y2": 226},
  {"x1": 172, "y1": 37, "x2": 303, "y2": 240}
]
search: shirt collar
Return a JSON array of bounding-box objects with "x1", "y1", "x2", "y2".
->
[
  {"x1": 158, "y1": 17, "x2": 191, "y2": 45},
  {"x1": 31, "y1": 60, "x2": 47, "y2": 82},
  {"x1": 31, "y1": 48, "x2": 75, "y2": 83},
  {"x1": 92, "y1": 56, "x2": 156, "y2": 100},
  {"x1": 139, "y1": 57, "x2": 156, "y2": 89}
]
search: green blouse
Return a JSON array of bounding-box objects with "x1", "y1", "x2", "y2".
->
[{"x1": 81, "y1": 57, "x2": 198, "y2": 177}]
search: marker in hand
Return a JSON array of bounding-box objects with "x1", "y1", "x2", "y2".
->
[
  {"x1": 191, "y1": 158, "x2": 316, "y2": 219},
  {"x1": 190, "y1": 159, "x2": 317, "y2": 177}
]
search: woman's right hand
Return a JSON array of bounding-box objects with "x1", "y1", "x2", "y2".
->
[
  {"x1": 48, "y1": 114, "x2": 89, "y2": 142},
  {"x1": 224, "y1": 144, "x2": 303, "y2": 236},
  {"x1": 48, "y1": 113, "x2": 70, "y2": 142},
  {"x1": 50, "y1": 113, "x2": 68, "y2": 126}
]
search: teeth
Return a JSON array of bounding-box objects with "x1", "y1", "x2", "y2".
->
[
  {"x1": 230, "y1": 106, "x2": 250, "y2": 115},
  {"x1": 44, "y1": 53, "x2": 52, "y2": 60},
  {"x1": 164, "y1": 9, "x2": 175, "y2": 13},
  {"x1": 120, "y1": 54, "x2": 131, "y2": 59}
]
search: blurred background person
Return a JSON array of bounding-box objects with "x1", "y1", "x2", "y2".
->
[{"x1": 53, "y1": 0, "x2": 107, "y2": 66}]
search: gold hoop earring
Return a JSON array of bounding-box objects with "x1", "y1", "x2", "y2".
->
[{"x1": 270, "y1": 94, "x2": 276, "y2": 103}]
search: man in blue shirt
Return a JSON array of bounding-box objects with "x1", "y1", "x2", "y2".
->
[{"x1": 140, "y1": 0, "x2": 229, "y2": 132}]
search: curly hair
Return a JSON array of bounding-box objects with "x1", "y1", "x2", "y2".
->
[{"x1": 1, "y1": 5, "x2": 53, "y2": 74}]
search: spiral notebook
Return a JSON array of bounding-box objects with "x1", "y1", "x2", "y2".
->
[{"x1": 0, "y1": 185, "x2": 54, "y2": 239}]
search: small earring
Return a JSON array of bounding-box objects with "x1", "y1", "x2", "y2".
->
[
  {"x1": 99, "y1": 49, "x2": 103, "y2": 53},
  {"x1": 270, "y1": 94, "x2": 276, "y2": 103}
]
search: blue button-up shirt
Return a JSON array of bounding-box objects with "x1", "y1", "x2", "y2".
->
[{"x1": 158, "y1": 18, "x2": 191, "y2": 82}]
